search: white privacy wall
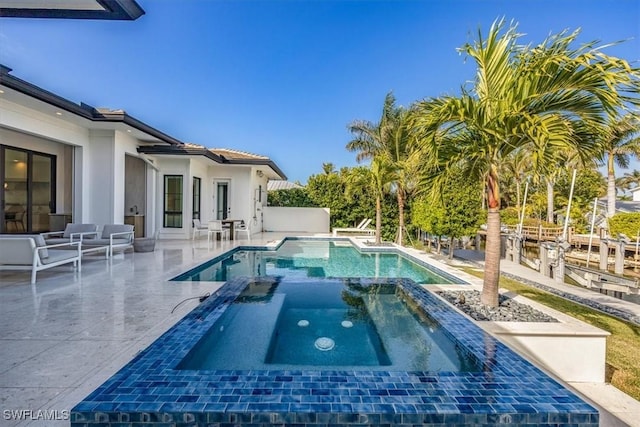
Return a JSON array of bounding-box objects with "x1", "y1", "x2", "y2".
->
[{"x1": 262, "y1": 207, "x2": 330, "y2": 233}]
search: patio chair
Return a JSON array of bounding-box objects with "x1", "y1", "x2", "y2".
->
[
  {"x1": 234, "y1": 220, "x2": 251, "y2": 241},
  {"x1": 207, "y1": 220, "x2": 229, "y2": 244},
  {"x1": 81, "y1": 224, "x2": 134, "y2": 257},
  {"x1": 41, "y1": 223, "x2": 99, "y2": 245},
  {"x1": 192, "y1": 219, "x2": 208, "y2": 240},
  {"x1": 332, "y1": 218, "x2": 374, "y2": 237}
]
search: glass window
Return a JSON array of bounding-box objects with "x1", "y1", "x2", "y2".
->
[
  {"x1": 163, "y1": 175, "x2": 183, "y2": 228},
  {"x1": 193, "y1": 177, "x2": 201, "y2": 220}
]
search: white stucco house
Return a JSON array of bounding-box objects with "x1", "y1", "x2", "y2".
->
[{"x1": 0, "y1": 65, "x2": 287, "y2": 239}]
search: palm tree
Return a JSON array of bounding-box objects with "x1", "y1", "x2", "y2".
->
[
  {"x1": 344, "y1": 160, "x2": 393, "y2": 244},
  {"x1": 501, "y1": 148, "x2": 530, "y2": 218},
  {"x1": 618, "y1": 169, "x2": 640, "y2": 193},
  {"x1": 347, "y1": 92, "x2": 416, "y2": 245},
  {"x1": 596, "y1": 113, "x2": 640, "y2": 217},
  {"x1": 411, "y1": 19, "x2": 638, "y2": 307},
  {"x1": 321, "y1": 162, "x2": 336, "y2": 175}
]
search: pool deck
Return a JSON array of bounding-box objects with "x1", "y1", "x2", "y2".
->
[{"x1": 0, "y1": 233, "x2": 636, "y2": 426}]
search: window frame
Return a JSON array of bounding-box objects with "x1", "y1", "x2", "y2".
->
[
  {"x1": 192, "y1": 177, "x2": 201, "y2": 220},
  {"x1": 163, "y1": 175, "x2": 183, "y2": 228}
]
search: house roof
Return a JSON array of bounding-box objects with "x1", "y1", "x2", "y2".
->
[
  {"x1": 137, "y1": 144, "x2": 288, "y2": 181},
  {"x1": 0, "y1": 0, "x2": 144, "y2": 20},
  {"x1": 0, "y1": 65, "x2": 182, "y2": 145},
  {"x1": 267, "y1": 180, "x2": 303, "y2": 191}
]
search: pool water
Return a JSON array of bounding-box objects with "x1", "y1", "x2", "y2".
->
[
  {"x1": 174, "y1": 240, "x2": 455, "y2": 284},
  {"x1": 178, "y1": 279, "x2": 479, "y2": 371}
]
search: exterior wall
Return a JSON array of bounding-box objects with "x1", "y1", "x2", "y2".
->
[
  {"x1": 210, "y1": 166, "x2": 252, "y2": 227},
  {"x1": 263, "y1": 207, "x2": 330, "y2": 233},
  {"x1": 153, "y1": 157, "x2": 190, "y2": 239},
  {"x1": 633, "y1": 189, "x2": 640, "y2": 202}
]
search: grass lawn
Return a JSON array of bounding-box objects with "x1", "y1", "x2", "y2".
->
[{"x1": 460, "y1": 267, "x2": 640, "y2": 401}]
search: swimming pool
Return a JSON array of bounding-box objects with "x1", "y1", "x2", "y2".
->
[
  {"x1": 72, "y1": 275, "x2": 598, "y2": 426},
  {"x1": 178, "y1": 279, "x2": 479, "y2": 371},
  {"x1": 173, "y1": 239, "x2": 461, "y2": 284}
]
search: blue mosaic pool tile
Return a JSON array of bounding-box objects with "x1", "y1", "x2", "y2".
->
[{"x1": 72, "y1": 276, "x2": 599, "y2": 427}]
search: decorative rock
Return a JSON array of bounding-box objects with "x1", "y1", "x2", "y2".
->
[{"x1": 438, "y1": 290, "x2": 558, "y2": 322}]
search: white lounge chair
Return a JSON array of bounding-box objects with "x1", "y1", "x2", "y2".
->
[{"x1": 332, "y1": 218, "x2": 375, "y2": 237}]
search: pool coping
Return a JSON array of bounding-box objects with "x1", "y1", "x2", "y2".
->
[{"x1": 71, "y1": 275, "x2": 598, "y2": 426}]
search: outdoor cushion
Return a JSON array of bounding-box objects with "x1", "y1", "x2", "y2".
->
[
  {"x1": 62, "y1": 224, "x2": 98, "y2": 238},
  {"x1": 44, "y1": 237, "x2": 74, "y2": 246},
  {"x1": 32, "y1": 234, "x2": 48, "y2": 259},
  {"x1": 0, "y1": 237, "x2": 35, "y2": 265},
  {"x1": 101, "y1": 224, "x2": 134, "y2": 239},
  {"x1": 41, "y1": 249, "x2": 79, "y2": 265},
  {"x1": 0, "y1": 234, "x2": 48, "y2": 259},
  {"x1": 83, "y1": 238, "x2": 130, "y2": 247}
]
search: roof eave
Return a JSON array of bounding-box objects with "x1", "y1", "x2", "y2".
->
[
  {"x1": 0, "y1": 0, "x2": 145, "y2": 20},
  {"x1": 1, "y1": 65, "x2": 181, "y2": 145},
  {"x1": 137, "y1": 146, "x2": 287, "y2": 180}
]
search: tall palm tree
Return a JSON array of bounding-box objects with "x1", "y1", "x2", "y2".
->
[
  {"x1": 347, "y1": 92, "x2": 416, "y2": 245},
  {"x1": 411, "y1": 19, "x2": 639, "y2": 307},
  {"x1": 596, "y1": 113, "x2": 640, "y2": 217}
]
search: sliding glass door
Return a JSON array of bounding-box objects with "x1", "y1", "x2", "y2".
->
[{"x1": 1, "y1": 146, "x2": 56, "y2": 233}]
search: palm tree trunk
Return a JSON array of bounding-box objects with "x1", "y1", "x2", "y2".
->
[
  {"x1": 375, "y1": 195, "x2": 382, "y2": 245},
  {"x1": 396, "y1": 188, "x2": 405, "y2": 246},
  {"x1": 546, "y1": 178, "x2": 554, "y2": 223},
  {"x1": 607, "y1": 154, "x2": 616, "y2": 218},
  {"x1": 482, "y1": 168, "x2": 501, "y2": 307}
]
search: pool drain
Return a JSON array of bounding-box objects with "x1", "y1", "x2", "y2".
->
[
  {"x1": 314, "y1": 337, "x2": 335, "y2": 351},
  {"x1": 297, "y1": 320, "x2": 310, "y2": 327}
]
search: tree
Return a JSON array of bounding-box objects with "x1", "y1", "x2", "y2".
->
[
  {"x1": 347, "y1": 92, "x2": 417, "y2": 245},
  {"x1": 411, "y1": 19, "x2": 639, "y2": 306},
  {"x1": 618, "y1": 169, "x2": 640, "y2": 192},
  {"x1": 306, "y1": 169, "x2": 350, "y2": 229},
  {"x1": 412, "y1": 169, "x2": 483, "y2": 258},
  {"x1": 596, "y1": 113, "x2": 640, "y2": 217},
  {"x1": 344, "y1": 159, "x2": 394, "y2": 244},
  {"x1": 267, "y1": 188, "x2": 316, "y2": 207}
]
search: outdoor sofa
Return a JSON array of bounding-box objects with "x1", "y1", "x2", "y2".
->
[
  {"x1": 41, "y1": 223, "x2": 134, "y2": 258},
  {"x1": 0, "y1": 234, "x2": 81, "y2": 284}
]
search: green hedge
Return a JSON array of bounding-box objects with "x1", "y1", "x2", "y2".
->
[{"x1": 608, "y1": 213, "x2": 640, "y2": 238}]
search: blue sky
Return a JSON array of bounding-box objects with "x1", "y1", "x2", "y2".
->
[{"x1": 1, "y1": 0, "x2": 638, "y2": 183}]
